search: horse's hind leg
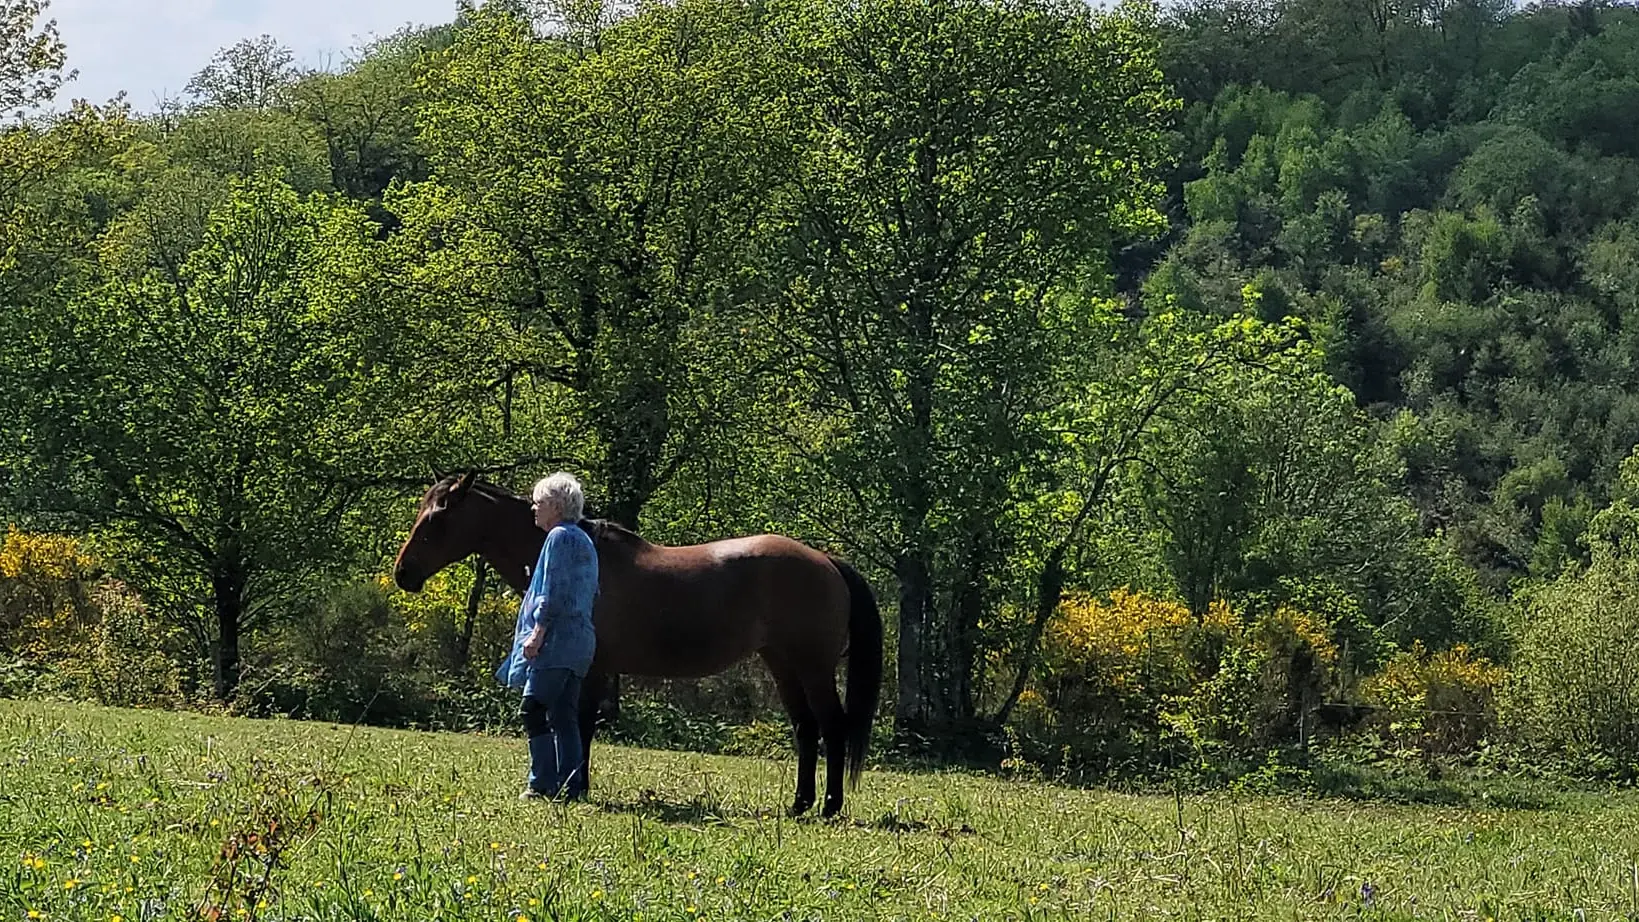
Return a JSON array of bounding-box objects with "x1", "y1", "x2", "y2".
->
[
  {"x1": 799, "y1": 672, "x2": 848, "y2": 818},
  {"x1": 762, "y1": 653, "x2": 819, "y2": 816}
]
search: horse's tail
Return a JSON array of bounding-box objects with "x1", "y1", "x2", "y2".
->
[{"x1": 828, "y1": 555, "x2": 882, "y2": 790}]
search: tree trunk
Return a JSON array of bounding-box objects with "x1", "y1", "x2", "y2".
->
[
  {"x1": 894, "y1": 550, "x2": 931, "y2": 734},
  {"x1": 212, "y1": 562, "x2": 247, "y2": 701},
  {"x1": 941, "y1": 536, "x2": 989, "y2": 721},
  {"x1": 994, "y1": 548, "x2": 1066, "y2": 725}
]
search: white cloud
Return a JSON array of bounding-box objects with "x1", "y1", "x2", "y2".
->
[{"x1": 46, "y1": 0, "x2": 457, "y2": 111}]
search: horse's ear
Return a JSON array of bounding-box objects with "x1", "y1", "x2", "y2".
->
[{"x1": 452, "y1": 469, "x2": 479, "y2": 495}]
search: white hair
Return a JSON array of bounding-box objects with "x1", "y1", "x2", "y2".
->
[{"x1": 531, "y1": 471, "x2": 585, "y2": 521}]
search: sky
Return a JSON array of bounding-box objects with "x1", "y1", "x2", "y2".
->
[{"x1": 46, "y1": 0, "x2": 461, "y2": 111}]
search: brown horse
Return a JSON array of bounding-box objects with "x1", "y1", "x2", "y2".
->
[{"x1": 391, "y1": 471, "x2": 883, "y2": 817}]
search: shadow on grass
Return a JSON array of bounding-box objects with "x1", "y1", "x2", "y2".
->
[
  {"x1": 591, "y1": 789, "x2": 984, "y2": 837},
  {"x1": 1300, "y1": 758, "x2": 1569, "y2": 811}
]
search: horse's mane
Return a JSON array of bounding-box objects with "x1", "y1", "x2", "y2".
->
[
  {"x1": 428, "y1": 473, "x2": 647, "y2": 545},
  {"x1": 577, "y1": 517, "x2": 647, "y2": 546}
]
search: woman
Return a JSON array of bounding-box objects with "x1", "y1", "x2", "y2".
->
[{"x1": 496, "y1": 471, "x2": 600, "y2": 800}]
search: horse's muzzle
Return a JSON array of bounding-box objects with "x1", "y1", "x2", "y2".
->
[{"x1": 393, "y1": 562, "x2": 427, "y2": 593}]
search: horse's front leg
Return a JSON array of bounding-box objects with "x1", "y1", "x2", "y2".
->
[{"x1": 572, "y1": 669, "x2": 610, "y2": 800}]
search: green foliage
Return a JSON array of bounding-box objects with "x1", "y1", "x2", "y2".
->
[
  {"x1": 2, "y1": 169, "x2": 426, "y2": 698},
  {"x1": 0, "y1": 0, "x2": 68, "y2": 113},
  {"x1": 1507, "y1": 556, "x2": 1639, "y2": 762},
  {"x1": 12, "y1": 0, "x2": 1639, "y2": 786}
]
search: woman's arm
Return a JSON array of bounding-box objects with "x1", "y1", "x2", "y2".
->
[{"x1": 522, "y1": 529, "x2": 564, "y2": 659}]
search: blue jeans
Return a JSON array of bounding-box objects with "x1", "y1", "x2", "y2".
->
[{"x1": 520, "y1": 667, "x2": 585, "y2": 798}]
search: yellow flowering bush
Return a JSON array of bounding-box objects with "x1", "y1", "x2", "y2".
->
[
  {"x1": 0, "y1": 525, "x2": 100, "y2": 658},
  {"x1": 1361, "y1": 642, "x2": 1506, "y2": 755},
  {"x1": 1019, "y1": 588, "x2": 1238, "y2": 742},
  {"x1": 0, "y1": 525, "x2": 181, "y2": 706},
  {"x1": 1012, "y1": 587, "x2": 1347, "y2": 767},
  {"x1": 375, "y1": 567, "x2": 516, "y2": 674}
]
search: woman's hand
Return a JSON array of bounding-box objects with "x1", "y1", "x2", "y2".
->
[{"x1": 523, "y1": 624, "x2": 545, "y2": 660}]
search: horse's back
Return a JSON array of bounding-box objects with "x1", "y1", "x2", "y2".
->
[{"x1": 592, "y1": 531, "x2": 851, "y2": 678}]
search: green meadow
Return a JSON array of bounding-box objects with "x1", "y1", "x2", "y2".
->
[{"x1": 1, "y1": 699, "x2": 1635, "y2": 921}]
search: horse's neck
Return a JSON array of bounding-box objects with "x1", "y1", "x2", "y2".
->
[{"x1": 475, "y1": 503, "x2": 542, "y2": 594}]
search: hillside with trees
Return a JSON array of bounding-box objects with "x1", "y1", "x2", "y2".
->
[{"x1": 5, "y1": 0, "x2": 1639, "y2": 787}]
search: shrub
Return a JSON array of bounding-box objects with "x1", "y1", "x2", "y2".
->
[
  {"x1": 0, "y1": 526, "x2": 183, "y2": 707},
  {"x1": 1360, "y1": 642, "x2": 1506, "y2": 756},
  {"x1": 1505, "y1": 556, "x2": 1639, "y2": 760},
  {"x1": 1010, "y1": 588, "x2": 1341, "y2": 776}
]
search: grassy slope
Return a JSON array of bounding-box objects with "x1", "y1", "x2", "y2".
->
[{"x1": 0, "y1": 700, "x2": 1633, "y2": 921}]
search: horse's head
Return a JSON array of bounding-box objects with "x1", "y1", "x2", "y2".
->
[{"x1": 393, "y1": 471, "x2": 490, "y2": 593}]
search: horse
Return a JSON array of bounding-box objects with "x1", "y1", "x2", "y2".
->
[{"x1": 390, "y1": 471, "x2": 884, "y2": 818}]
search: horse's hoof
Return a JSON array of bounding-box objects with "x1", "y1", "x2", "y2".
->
[
  {"x1": 788, "y1": 798, "x2": 814, "y2": 817},
  {"x1": 820, "y1": 798, "x2": 843, "y2": 819}
]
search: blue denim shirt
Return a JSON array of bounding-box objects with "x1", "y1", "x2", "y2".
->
[{"x1": 496, "y1": 522, "x2": 599, "y2": 687}]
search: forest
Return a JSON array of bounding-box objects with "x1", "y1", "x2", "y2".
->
[{"x1": 4, "y1": 0, "x2": 1639, "y2": 788}]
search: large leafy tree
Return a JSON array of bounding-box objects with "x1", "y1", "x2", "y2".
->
[
  {"x1": 764, "y1": 0, "x2": 1178, "y2": 731},
  {"x1": 5, "y1": 171, "x2": 419, "y2": 698},
  {"x1": 0, "y1": 0, "x2": 67, "y2": 114},
  {"x1": 393, "y1": 0, "x2": 788, "y2": 526}
]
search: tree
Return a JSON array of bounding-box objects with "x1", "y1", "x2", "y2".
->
[
  {"x1": 288, "y1": 27, "x2": 439, "y2": 202},
  {"x1": 395, "y1": 0, "x2": 788, "y2": 525},
  {"x1": 185, "y1": 35, "x2": 299, "y2": 111},
  {"x1": 994, "y1": 309, "x2": 1309, "y2": 724},
  {"x1": 0, "y1": 0, "x2": 68, "y2": 114},
  {"x1": 4, "y1": 172, "x2": 419, "y2": 698},
  {"x1": 765, "y1": 0, "x2": 1177, "y2": 732}
]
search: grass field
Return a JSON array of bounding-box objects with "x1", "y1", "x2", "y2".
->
[{"x1": 1, "y1": 700, "x2": 1636, "y2": 921}]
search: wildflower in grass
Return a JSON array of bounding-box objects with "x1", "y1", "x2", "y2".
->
[
  {"x1": 393, "y1": 866, "x2": 406, "y2": 881},
  {"x1": 27, "y1": 910, "x2": 43, "y2": 919},
  {"x1": 112, "y1": 915, "x2": 124, "y2": 922},
  {"x1": 63, "y1": 878, "x2": 79, "y2": 890},
  {"x1": 591, "y1": 890, "x2": 604, "y2": 901},
  {"x1": 685, "y1": 906, "x2": 698, "y2": 915}
]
